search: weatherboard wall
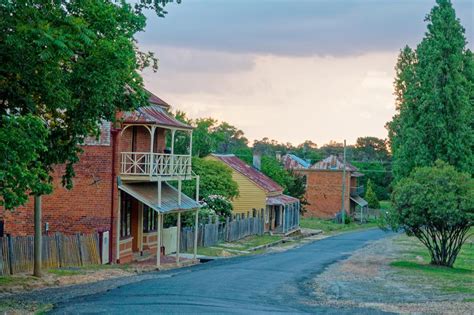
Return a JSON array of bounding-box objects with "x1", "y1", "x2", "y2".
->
[{"x1": 206, "y1": 156, "x2": 267, "y2": 215}]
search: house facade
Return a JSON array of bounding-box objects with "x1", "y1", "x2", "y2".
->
[
  {"x1": 0, "y1": 91, "x2": 200, "y2": 266},
  {"x1": 298, "y1": 155, "x2": 367, "y2": 219},
  {"x1": 207, "y1": 154, "x2": 300, "y2": 234}
]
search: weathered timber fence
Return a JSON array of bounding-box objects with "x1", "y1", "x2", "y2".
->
[
  {"x1": 0, "y1": 233, "x2": 101, "y2": 275},
  {"x1": 180, "y1": 216, "x2": 264, "y2": 252}
]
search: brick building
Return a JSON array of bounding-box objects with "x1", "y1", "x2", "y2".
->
[
  {"x1": 0, "y1": 91, "x2": 201, "y2": 266},
  {"x1": 298, "y1": 155, "x2": 367, "y2": 219}
]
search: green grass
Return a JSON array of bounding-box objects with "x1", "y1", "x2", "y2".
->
[
  {"x1": 189, "y1": 234, "x2": 283, "y2": 257},
  {"x1": 232, "y1": 235, "x2": 282, "y2": 250},
  {"x1": 0, "y1": 275, "x2": 36, "y2": 286},
  {"x1": 379, "y1": 200, "x2": 392, "y2": 211},
  {"x1": 390, "y1": 234, "x2": 474, "y2": 295},
  {"x1": 300, "y1": 217, "x2": 378, "y2": 234},
  {"x1": 48, "y1": 268, "x2": 84, "y2": 276}
]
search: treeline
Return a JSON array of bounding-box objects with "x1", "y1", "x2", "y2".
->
[{"x1": 168, "y1": 111, "x2": 393, "y2": 203}]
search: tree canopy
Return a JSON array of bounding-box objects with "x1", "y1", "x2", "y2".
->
[
  {"x1": 0, "y1": 0, "x2": 178, "y2": 208},
  {"x1": 387, "y1": 0, "x2": 474, "y2": 181}
]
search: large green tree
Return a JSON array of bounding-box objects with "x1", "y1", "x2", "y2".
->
[
  {"x1": 0, "y1": 0, "x2": 176, "y2": 276},
  {"x1": 387, "y1": 161, "x2": 473, "y2": 267},
  {"x1": 388, "y1": 0, "x2": 474, "y2": 180}
]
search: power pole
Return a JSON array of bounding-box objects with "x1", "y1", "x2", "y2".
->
[{"x1": 341, "y1": 140, "x2": 347, "y2": 224}]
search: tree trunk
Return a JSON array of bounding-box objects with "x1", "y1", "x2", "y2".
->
[{"x1": 33, "y1": 195, "x2": 42, "y2": 277}]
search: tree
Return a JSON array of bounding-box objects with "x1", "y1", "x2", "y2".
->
[
  {"x1": 364, "y1": 179, "x2": 380, "y2": 209},
  {"x1": 388, "y1": 0, "x2": 474, "y2": 181},
  {"x1": 352, "y1": 161, "x2": 392, "y2": 200},
  {"x1": 386, "y1": 161, "x2": 473, "y2": 267},
  {"x1": 181, "y1": 157, "x2": 239, "y2": 201},
  {"x1": 354, "y1": 137, "x2": 390, "y2": 162},
  {"x1": 0, "y1": 0, "x2": 176, "y2": 276}
]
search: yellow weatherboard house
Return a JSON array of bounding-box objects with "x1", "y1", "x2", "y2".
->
[{"x1": 207, "y1": 154, "x2": 300, "y2": 234}]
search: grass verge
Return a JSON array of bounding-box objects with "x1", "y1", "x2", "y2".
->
[
  {"x1": 390, "y1": 234, "x2": 474, "y2": 295},
  {"x1": 300, "y1": 217, "x2": 378, "y2": 234},
  {"x1": 189, "y1": 234, "x2": 283, "y2": 257}
]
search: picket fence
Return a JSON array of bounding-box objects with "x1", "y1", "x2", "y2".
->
[
  {"x1": 0, "y1": 233, "x2": 101, "y2": 275},
  {"x1": 180, "y1": 216, "x2": 264, "y2": 252}
]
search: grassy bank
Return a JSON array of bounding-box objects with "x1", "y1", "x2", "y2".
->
[
  {"x1": 300, "y1": 217, "x2": 378, "y2": 234},
  {"x1": 390, "y1": 234, "x2": 474, "y2": 297},
  {"x1": 189, "y1": 234, "x2": 282, "y2": 257}
]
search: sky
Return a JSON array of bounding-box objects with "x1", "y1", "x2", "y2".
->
[{"x1": 137, "y1": 0, "x2": 474, "y2": 146}]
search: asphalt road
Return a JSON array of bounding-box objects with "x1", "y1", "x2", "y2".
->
[{"x1": 52, "y1": 229, "x2": 392, "y2": 314}]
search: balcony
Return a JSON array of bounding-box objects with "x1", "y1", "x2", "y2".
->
[
  {"x1": 350, "y1": 186, "x2": 364, "y2": 197},
  {"x1": 120, "y1": 152, "x2": 192, "y2": 179}
]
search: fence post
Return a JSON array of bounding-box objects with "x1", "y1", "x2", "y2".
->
[
  {"x1": 7, "y1": 235, "x2": 14, "y2": 275},
  {"x1": 77, "y1": 234, "x2": 83, "y2": 266},
  {"x1": 55, "y1": 233, "x2": 62, "y2": 267}
]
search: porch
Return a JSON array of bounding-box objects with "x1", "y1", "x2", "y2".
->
[
  {"x1": 116, "y1": 181, "x2": 200, "y2": 268},
  {"x1": 265, "y1": 195, "x2": 300, "y2": 234}
]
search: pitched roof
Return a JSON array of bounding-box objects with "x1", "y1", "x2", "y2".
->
[
  {"x1": 310, "y1": 155, "x2": 358, "y2": 171},
  {"x1": 211, "y1": 154, "x2": 283, "y2": 193},
  {"x1": 118, "y1": 106, "x2": 193, "y2": 130},
  {"x1": 282, "y1": 154, "x2": 311, "y2": 169},
  {"x1": 147, "y1": 90, "x2": 170, "y2": 108}
]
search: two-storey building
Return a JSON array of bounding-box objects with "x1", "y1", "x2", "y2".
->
[
  {"x1": 298, "y1": 155, "x2": 367, "y2": 219},
  {"x1": 0, "y1": 91, "x2": 200, "y2": 266}
]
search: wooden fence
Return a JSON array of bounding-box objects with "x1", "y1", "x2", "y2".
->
[
  {"x1": 0, "y1": 233, "x2": 101, "y2": 275},
  {"x1": 180, "y1": 216, "x2": 264, "y2": 252}
]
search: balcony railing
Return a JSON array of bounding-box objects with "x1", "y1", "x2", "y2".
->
[
  {"x1": 350, "y1": 186, "x2": 364, "y2": 196},
  {"x1": 120, "y1": 152, "x2": 192, "y2": 177}
]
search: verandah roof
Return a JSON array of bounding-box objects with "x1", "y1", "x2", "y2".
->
[
  {"x1": 266, "y1": 194, "x2": 299, "y2": 206},
  {"x1": 118, "y1": 181, "x2": 200, "y2": 213},
  {"x1": 350, "y1": 195, "x2": 368, "y2": 207}
]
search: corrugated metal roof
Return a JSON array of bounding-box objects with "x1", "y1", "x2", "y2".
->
[
  {"x1": 119, "y1": 105, "x2": 193, "y2": 130},
  {"x1": 118, "y1": 181, "x2": 200, "y2": 213},
  {"x1": 212, "y1": 154, "x2": 283, "y2": 193},
  {"x1": 147, "y1": 90, "x2": 170, "y2": 108},
  {"x1": 282, "y1": 154, "x2": 311, "y2": 169},
  {"x1": 350, "y1": 195, "x2": 368, "y2": 207},
  {"x1": 266, "y1": 194, "x2": 299, "y2": 206},
  {"x1": 310, "y1": 155, "x2": 358, "y2": 171}
]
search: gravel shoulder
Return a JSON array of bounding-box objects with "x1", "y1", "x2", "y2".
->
[{"x1": 310, "y1": 234, "x2": 474, "y2": 314}]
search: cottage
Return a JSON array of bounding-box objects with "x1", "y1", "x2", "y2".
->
[
  {"x1": 298, "y1": 155, "x2": 367, "y2": 219},
  {"x1": 207, "y1": 154, "x2": 300, "y2": 234},
  {"x1": 0, "y1": 91, "x2": 200, "y2": 267}
]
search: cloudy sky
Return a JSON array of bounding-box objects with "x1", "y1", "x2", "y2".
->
[{"x1": 137, "y1": 0, "x2": 473, "y2": 146}]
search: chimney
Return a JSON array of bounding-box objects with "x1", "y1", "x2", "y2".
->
[
  {"x1": 253, "y1": 153, "x2": 261, "y2": 170},
  {"x1": 275, "y1": 151, "x2": 282, "y2": 162}
]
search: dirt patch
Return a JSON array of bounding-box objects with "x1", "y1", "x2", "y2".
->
[{"x1": 309, "y1": 235, "x2": 474, "y2": 314}]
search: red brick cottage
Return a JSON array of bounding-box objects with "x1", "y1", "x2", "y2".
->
[
  {"x1": 0, "y1": 92, "x2": 200, "y2": 266},
  {"x1": 297, "y1": 155, "x2": 367, "y2": 219}
]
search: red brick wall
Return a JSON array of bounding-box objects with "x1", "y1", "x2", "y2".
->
[
  {"x1": 302, "y1": 170, "x2": 352, "y2": 218},
  {"x1": 119, "y1": 126, "x2": 167, "y2": 153},
  {"x1": 1, "y1": 144, "x2": 114, "y2": 236}
]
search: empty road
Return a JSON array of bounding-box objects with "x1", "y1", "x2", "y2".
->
[{"x1": 52, "y1": 229, "x2": 392, "y2": 314}]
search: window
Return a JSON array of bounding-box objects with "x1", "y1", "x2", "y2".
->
[
  {"x1": 143, "y1": 205, "x2": 157, "y2": 232},
  {"x1": 0, "y1": 220, "x2": 4, "y2": 237},
  {"x1": 120, "y1": 193, "x2": 132, "y2": 238}
]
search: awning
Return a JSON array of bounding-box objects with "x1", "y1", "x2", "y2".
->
[
  {"x1": 350, "y1": 195, "x2": 368, "y2": 207},
  {"x1": 266, "y1": 194, "x2": 299, "y2": 206},
  {"x1": 118, "y1": 181, "x2": 200, "y2": 213}
]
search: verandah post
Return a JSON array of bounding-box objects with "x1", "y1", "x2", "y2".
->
[
  {"x1": 176, "y1": 212, "x2": 181, "y2": 265},
  {"x1": 156, "y1": 213, "x2": 161, "y2": 268}
]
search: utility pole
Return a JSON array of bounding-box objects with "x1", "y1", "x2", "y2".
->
[{"x1": 341, "y1": 140, "x2": 347, "y2": 224}]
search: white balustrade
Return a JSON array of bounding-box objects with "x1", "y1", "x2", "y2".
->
[{"x1": 120, "y1": 152, "x2": 192, "y2": 177}]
